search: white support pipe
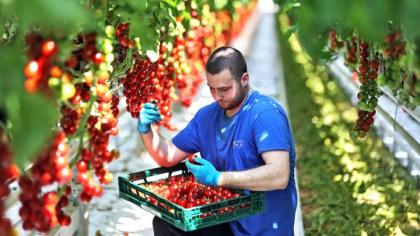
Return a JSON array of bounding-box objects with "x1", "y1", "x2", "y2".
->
[{"x1": 329, "y1": 56, "x2": 420, "y2": 179}]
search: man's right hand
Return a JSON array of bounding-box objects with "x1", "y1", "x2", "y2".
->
[{"x1": 137, "y1": 103, "x2": 161, "y2": 134}]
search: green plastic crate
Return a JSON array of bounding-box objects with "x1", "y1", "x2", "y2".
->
[{"x1": 118, "y1": 162, "x2": 264, "y2": 231}]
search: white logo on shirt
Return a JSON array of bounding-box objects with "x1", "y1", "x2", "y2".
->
[{"x1": 232, "y1": 140, "x2": 244, "y2": 148}]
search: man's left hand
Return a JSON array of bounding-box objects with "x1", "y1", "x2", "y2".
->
[{"x1": 185, "y1": 157, "x2": 220, "y2": 186}]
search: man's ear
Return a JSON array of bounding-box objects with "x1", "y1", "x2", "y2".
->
[{"x1": 241, "y1": 73, "x2": 249, "y2": 87}]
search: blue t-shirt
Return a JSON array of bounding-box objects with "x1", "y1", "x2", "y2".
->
[{"x1": 172, "y1": 90, "x2": 297, "y2": 236}]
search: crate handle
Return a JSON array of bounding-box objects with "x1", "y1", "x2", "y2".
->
[
  {"x1": 128, "y1": 162, "x2": 189, "y2": 182},
  {"x1": 144, "y1": 170, "x2": 151, "y2": 184}
]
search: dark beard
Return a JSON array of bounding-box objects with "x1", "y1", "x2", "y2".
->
[{"x1": 224, "y1": 86, "x2": 248, "y2": 110}]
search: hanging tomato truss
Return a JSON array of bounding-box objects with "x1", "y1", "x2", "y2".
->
[
  {"x1": 0, "y1": 0, "x2": 257, "y2": 234},
  {"x1": 275, "y1": 0, "x2": 419, "y2": 181}
]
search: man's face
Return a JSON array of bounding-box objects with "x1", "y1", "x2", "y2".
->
[{"x1": 206, "y1": 69, "x2": 247, "y2": 110}]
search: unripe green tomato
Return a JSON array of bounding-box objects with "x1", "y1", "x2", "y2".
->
[
  {"x1": 48, "y1": 77, "x2": 60, "y2": 88},
  {"x1": 350, "y1": 130, "x2": 359, "y2": 139},
  {"x1": 105, "y1": 53, "x2": 114, "y2": 63},
  {"x1": 358, "y1": 101, "x2": 368, "y2": 111},
  {"x1": 360, "y1": 86, "x2": 368, "y2": 93},
  {"x1": 99, "y1": 62, "x2": 108, "y2": 71},
  {"x1": 358, "y1": 131, "x2": 367, "y2": 138},
  {"x1": 105, "y1": 25, "x2": 115, "y2": 38},
  {"x1": 368, "y1": 80, "x2": 376, "y2": 87},
  {"x1": 367, "y1": 105, "x2": 376, "y2": 112},
  {"x1": 134, "y1": 38, "x2": 141, "y2": 50},
  {"x1": 359, "y1": 92, "x2": 368, "y2": 100},
  {"x1": 370, "y1": 98, "x2": 378, "y2": 105},
  {"x1": 102, "y1": 39, "x2": 113, "y2": 54},
  {"x1": 61, "y1": 83, "x2": 76, "y2": 101}
]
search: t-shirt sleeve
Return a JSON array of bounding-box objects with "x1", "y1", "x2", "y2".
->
[
  {"x1": 253, "y1": 108, "x2": 291, "y2": 155},
  {"x1": 171, "y1": 113, "x2": 200, "y2": 154}
]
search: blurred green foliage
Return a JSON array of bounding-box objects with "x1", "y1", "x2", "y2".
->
[
  {"x1": 0, "y1": 0, "x2": 92, "y2": 168},
  {"x1": 274, "y1": 0, "x2": 420, "y2": 58},
  {"x1": 277, "y1": 13, "x2": 420, "y2": 235}
]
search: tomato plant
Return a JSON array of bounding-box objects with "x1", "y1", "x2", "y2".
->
[
  {"x1": 0, "y1": 0, "x2": 257, "y2": 233},
  {"x1": 275, "y1": 0, "x2": 419, "y2": 137}
]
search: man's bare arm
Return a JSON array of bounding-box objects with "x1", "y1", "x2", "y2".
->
[
  {"x1": 140, "y1": 125, "x2": 192, "y2": 167},
  {"x1": 218, "y1": 150, "x2": 290, "y2": 191}
]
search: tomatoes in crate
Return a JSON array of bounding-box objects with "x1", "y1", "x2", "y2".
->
[{"x1": 141, "y1": 174, "x2": 240, "y2": 209}]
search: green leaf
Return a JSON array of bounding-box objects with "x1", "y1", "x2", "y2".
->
[
  {"x1": 181, "y1": 10, "x2": 191, "y2": 30},
  {"x1": 14, "y1": 0, "x2": 92, "y2": 33},
  {"x1": 6, "y1": 91, "x2": 58, "y2": 169},
  {"x1": 125, "y1": 0, "x2": 146, "y2": 11},
  {"x1": 163, "y1": 0, "x2": 177, "y2": 8},
  {"x1": 281, "y1": 1, "x2": 301, "y2": 13},
  {"x1": 130, "y1": 16, "x2": 159, "y2": 52},
  {"x1": 400, "y1": 0, "x2": 420, "y2": 40},
  {"x1": 0, "y1": 39, "x2": 24, "y2": 103},
  {"x1": 116, "y1": 0, "x2": 159, "y2": 52},
  {"x1": 213, "y1": 0, "x2": 228, "y2": 10}
]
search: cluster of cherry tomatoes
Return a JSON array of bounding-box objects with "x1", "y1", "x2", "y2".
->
[
  {"x1": 121, "y1": 56, "x2": 160, "y2": 118},
  {"x1": 0, "y1": 129, "x2": 20, "y2": 236},
  {"x1": 24, "y1": 34, "x2": 60, "y2": 94},
  {"x1": 328, "y1": 29, "x2": 343, "y2": 53},
  {"x1": 18, "y1": 132, "x2": 72, "y2": 232},
  {"x1": 71, "y1": 33, "x2": 119, "y2": 202},
  {"x1": 345, "y1": 36, "x2": 358, "y2": 65},
  {"x1": 328, "y1": 27, "x2": 417, "y2": 138},
  {"x1": 353, "y1": 42, "x2": 381, "y2": 137},
  {"x1": 18, "y1": 30, "x2": 120, "y2": 232},
  {"x1": 143, "y1": 174, "x2": 240, "y2": 208},
  {"x1": 141, "y1": 174, "x2": 247, "y2": 218},
  {"x1": 384, "y1": 31, "x2": 405, "y2": 60}
]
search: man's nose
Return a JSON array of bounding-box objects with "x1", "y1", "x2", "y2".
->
[{"x1": 213, "y1": 90, "x2": 222, "y2": 102}]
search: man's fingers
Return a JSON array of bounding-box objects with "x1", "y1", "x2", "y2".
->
[
  {"x1": 185, "y1": 160, "x2": 194, "y2": 171},
  {"x1": 143, "y1": 103, "x2": 158, "y2": 110},
  {"x1": 141, "y1": 114, "x2": 161, "y2": 123},
  {"x1": 186, "y1": 160, "x2": 199, "y2": 172},
  {"x1": 143, "y1": 109, "x2": 161, "y2": 117},
  {"x1": 146, "y1": 114, "x2": 161, "y2": 122},
  {"x1": 194, "y1": 157, "x2": 208, "y2": 165}
]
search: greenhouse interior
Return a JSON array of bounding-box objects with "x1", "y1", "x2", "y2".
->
[{"x1": 0, "y1": 0, "x2": 419, "y2": 235}]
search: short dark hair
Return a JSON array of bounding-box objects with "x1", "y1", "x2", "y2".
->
[{"x1": 205, "y1": 47, "x2": 247, "y2": 82}]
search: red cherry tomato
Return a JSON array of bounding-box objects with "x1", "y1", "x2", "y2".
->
[
  {"x1": 188, "y1": 155, "x2": 200, "y2": 165},
  {"x1": 41, "y1": 40, "x2": 57, "y2": 56}
]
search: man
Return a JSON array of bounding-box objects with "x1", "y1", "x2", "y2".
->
[{"x1": 138, "y1": 46, "x2": 297, "y2": 236}]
